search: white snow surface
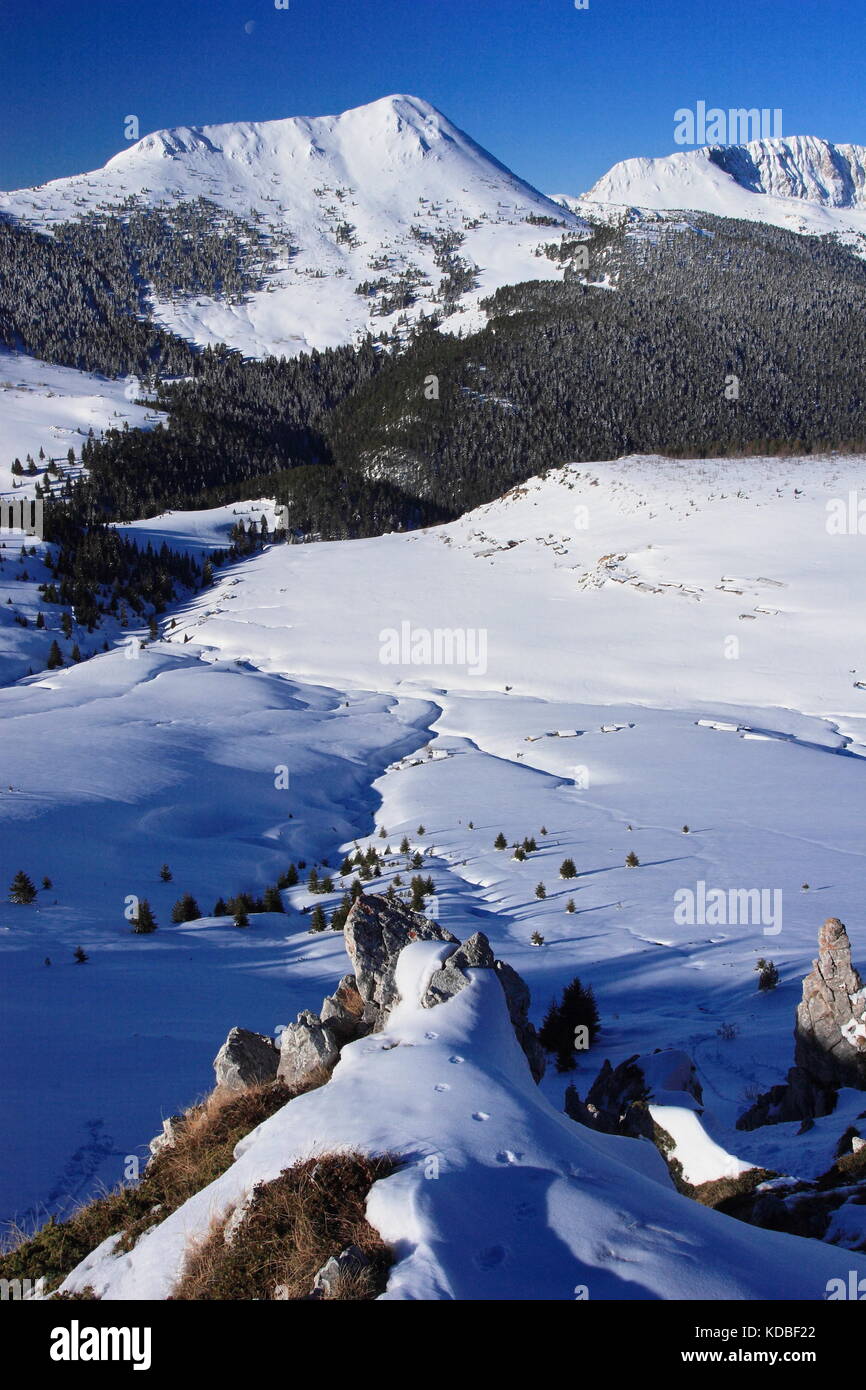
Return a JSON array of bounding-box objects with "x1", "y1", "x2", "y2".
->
[
  {"x1": 60, "y1": 940, "x2": 866, "y2": 1302},
  {"x1": 5, "y1": 451, "x2": 866, "y2": 1298}
]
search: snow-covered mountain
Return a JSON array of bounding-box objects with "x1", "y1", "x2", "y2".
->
[
  {"x1": 0, "y1": 95, "x2": 582, "y2": 358},
  {"x1": 557, "y1": 136, "x2": 866, "y2": 252}
]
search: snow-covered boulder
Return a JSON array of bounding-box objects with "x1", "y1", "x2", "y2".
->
[
  {"x1": 343, "y1": 893, "x2": 458, "y2": 1025},
  {"x1": 422, "y1": 931, "x2": 546, "y2": 1081}
]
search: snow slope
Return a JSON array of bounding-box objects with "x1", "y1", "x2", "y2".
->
[
  {"x1": 0, "y1": 96, "x2": 583, "y2": 358},
  {"x1": 4, "y1": 452, "x2": 866, "y2": 1295},
  {"x1": 0, "y1": 348, "x2": 162, "y2": 498},
  {"x1": 61, "y1": 942, "x2": 866, "y2": 1302},
  {"x1": 558, "y1": 136, "x2": 866, "y2": 253}
]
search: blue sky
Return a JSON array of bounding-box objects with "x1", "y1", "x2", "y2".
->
[{"x1": 1, "y1": 0, "x2": 864, "y2": 193}]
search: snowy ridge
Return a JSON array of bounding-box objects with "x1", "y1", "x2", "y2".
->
[
  {"x1": 60, "y1": 940, "x2": 866, "y2": 1301},
  {"x1": 557, "y1": 136, "x2": 866, "y2": 252}
]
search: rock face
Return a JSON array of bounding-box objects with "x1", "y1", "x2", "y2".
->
[
  {"x1": 795, "y1": 918, "x2": 866, "y2": 1089},
  {"x1": 343, "y1": 893, "x2": 458, "y2": 1027},
  {"x1": 738, "y1": 918, "x2": 866, "y2": 1130},
  {"x1": 213, "y1": 1027, "x2": 279, "y2": 1092},
  {"x1": 216, "y1": 893, "x2": 545, "y2": 1091}
]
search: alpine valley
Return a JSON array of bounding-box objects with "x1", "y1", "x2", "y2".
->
[{"x1": 1, "y1": 96, "x2": 866, "y2": 1304}]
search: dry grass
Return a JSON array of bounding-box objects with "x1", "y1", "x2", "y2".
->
[
  {"x1": 172, "y1": 1151, "x2": 396, "y2": 1301},
  {"x1": 0, "y1": 1073, "x2": 332, "y2": 1296}
]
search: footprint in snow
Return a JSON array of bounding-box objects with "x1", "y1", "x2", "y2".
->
[
  {"x1": 475, "y1": 1245, "x2": 508, "y2": 1270},
  {"x1": 472, "y1": 1111, "x2": 491, "y2": 1122}
]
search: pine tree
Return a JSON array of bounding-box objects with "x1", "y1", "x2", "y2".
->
[
  {"x1": 234, "y1": 907, "x2": 249, "y2": 928},
  {"x1": 565, "y1": 898, "x2": 576, "y2": 913},
  {"x1": 535, "y1": 882, "x2": 546, "y2": 899},
  {"x1": 133, "y1": 899, "x2": 157, "y2": 933},
  {"x1": 171, "y1": 892, "x2": 201, "y2": 923},
  {"x1": 9, "y1": 870, "x2": 37, "y2": 904},
  {"x1": 494, "y1": 832, "x2": 507, "y2": 850},
  {"x1": 560, "y1": 858, "x2": 577, "y2": 879},
  {"x1": 74, "y1": 945, "x2": 88, "y2": 963},
  {"x1": 213, "y1": 898, "x2": 227, "y2": 916},
  {"x1": 625, "y1": 851, "x2": 640, "y2": 868},
  {"x1": 530, "y1": 930, "x2": 545, "y2": 946},
  {"x1": 309, "y1": 904, "x2": 327, "y2": 932},
  {"x1": 539, "y1": 977, "x2": 600, "y2": 1063},
  {"x1": 46, "y1": 639, "x2": 63, "y2": 670},
  {"x1": 755, "y1": 958, "x2": 779, "y2": 991},
  {"x1": 159, "y1": 863, "x2": 172, "y2": 882},
  {"x1": 400, "y1": 836, "x2": 410, "y2": 854},
  {"x1": 42, "y1": 876, "x2": 53, "y2": 890},
  {"x1": 417, "y1": 825, "x2": 426, "y2": 835},
  {"x1": 307, "y1": 867, "x2": 319, "y2": 893},
  {"x1": 262, "y1": 885, "x2": 284, "y2": 913}
]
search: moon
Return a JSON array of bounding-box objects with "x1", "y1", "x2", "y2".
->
[{"x1": 244, "y1": 20, "x2": 256, "y2": 35}]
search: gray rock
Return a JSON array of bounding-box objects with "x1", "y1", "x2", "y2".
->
[
  {"x1": 213, "y1": 1026, "x2": 279, "y2": 1093},
  {"x1": 420, "y1": 930, "x2": 546, "y2": 1083},
  {"x1": 343, "y1": 893, "x2": 458, "y2": 1024},
  {"x1": 795, "y1": 918, "x2": 866, "y2": 1090},
  {"x1": 277, "y1": 1010, "x2": 341, "y2": 1087},
  {"x1": 320, "y1": 974, "x2": 368, "y2": 1043},
  {"x1": 311, "y1": 1244, "x2": 370, "y2": 1297},
  {"x1": 147, "y1": 1114, "x2": 184, "y2": 1163},
  {"x1": 421, "y1": 931, "x2": 496, "y2": 1007},
  {"x1": 738, "y1": 918, "x2": 866, "y2": 1130}
]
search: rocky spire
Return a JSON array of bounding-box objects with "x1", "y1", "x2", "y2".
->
[{"x1": 794, "y1": 917, "x2": 866, "y2": 1090}]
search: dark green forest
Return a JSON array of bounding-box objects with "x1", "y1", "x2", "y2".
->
[{"x1": 5, "y1": 207, "x2": 866, "y2": 637}]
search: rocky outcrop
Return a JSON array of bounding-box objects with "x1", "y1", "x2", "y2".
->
[
  {"x1": 277, "y1": 1011, "x2": 342, "y2": 1087},
  {"x1": 421, "y1": 930, "x2": 546, "y2": 1082},
  {"x1": 214, "y1": 1027, "x2": 279, "y2": 1093},
  {"x1": 565, "y1": 1049, "x2": 703, "y2": 1138},
  {"x1": 739, "y1": 919, "x2": 866, "y2": 1130},
  {"x1": 795, "y1": 918, "x2": 866, "y2": 1089},
  {"x1": 216, "y1": 892, "x2": 545, "y2": 1091},
  {"x1": 343, "y1": 893, "x2": 458, "y2": 1027}
]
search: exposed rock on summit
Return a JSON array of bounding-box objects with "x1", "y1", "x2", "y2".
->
[{"x1": 215, "y1": 892, "x2": 545, "y2": 1093}]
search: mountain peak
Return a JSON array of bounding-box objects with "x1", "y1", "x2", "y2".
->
[{"x1": 583, "y1": 134, "x2": 866, "y2": 213}]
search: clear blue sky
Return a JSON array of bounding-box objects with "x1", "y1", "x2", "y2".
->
[{"x1": 1, "y1": 0, "x2": 864, "y2": 193}]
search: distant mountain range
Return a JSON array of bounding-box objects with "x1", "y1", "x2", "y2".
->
[
  {"x1": 4, "y1": 98, "x2": 866, "y2": 362},
  {"x1": 557, "y1": 134, "x2": 866, "y2": 253}
]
